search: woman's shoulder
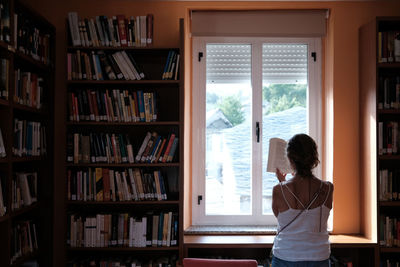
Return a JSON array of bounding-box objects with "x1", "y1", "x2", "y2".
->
[{"x1": 321, "y1": 180, "x2": 334, "y2": 190}]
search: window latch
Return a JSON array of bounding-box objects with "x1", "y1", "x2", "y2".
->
[
  {"x1": 198, "y1": 52, "x2": 203, "y2": 62},
  {"x1": 311, "y1": 52, "x2": 317, "y2": 62},
  {"x1": 256, "y1": 122, "x2": 260, "y2": 143},
  {"x1": 197, "y1": 195, "x2": 203, "y2": 205}
]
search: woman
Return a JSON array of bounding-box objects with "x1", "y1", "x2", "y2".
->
[{"x1": 271, "y1": 134, "x2": 333, "y2": 267}]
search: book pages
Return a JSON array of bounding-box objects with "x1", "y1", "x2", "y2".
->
[{"x1": 266, "y1": 137, "x2": 293, "y2": 174}]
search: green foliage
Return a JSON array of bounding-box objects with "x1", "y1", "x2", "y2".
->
[
  {"x1": 218, "y1": 95, "x2": 245, "y2": 126},
  {"x1": 263, "y1": 84, "x2": 307, "y2": 114}
]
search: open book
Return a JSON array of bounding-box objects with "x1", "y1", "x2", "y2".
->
[{"x1": 266, "y1": 137, "x2": 293, "y2": 174}]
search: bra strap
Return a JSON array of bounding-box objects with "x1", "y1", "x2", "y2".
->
[{"x1": 279, "y1": 182, "x2": 291, "y2": 209}]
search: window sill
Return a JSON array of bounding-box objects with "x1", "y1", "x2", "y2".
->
[
  {"x1": 184, "y1": 225, "x2": 277, "y2": 235},
  {"x1": 184, "y1": 231, "x2": 377, "y2": 248}
]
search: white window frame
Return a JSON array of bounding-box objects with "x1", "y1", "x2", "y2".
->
[{"x1": 192, "y1": 36, "x2": 322, "y2": 226}]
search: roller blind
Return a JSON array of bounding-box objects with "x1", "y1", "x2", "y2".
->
[
  {"x1": 191, "y1": 10, "x2": 327, "y2": 37},
  {"x1": 206, "y1": 43, "x2": 308, "y2": 84}
]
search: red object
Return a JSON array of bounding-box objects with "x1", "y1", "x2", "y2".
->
[{"x1": 183, "y1": 258, "x2": 258, "y2": 267}]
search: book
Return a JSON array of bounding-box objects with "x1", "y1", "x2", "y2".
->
[
  {"x1": 266, "y1": 137, "x2": 293, "y2": 174},
  {"x1": 0, "y1": 177, "x2": 6, "y2": 216},
  {"x1": 95, "y1": 168, "x2": 103, "y2": 201},
  {"x1": 68, "y1": 12, "x2": 81, "y2": 46},
  {"x1": 146, "y1": 14, "x2": 153, "y2": 45},
  {"x1": 117, "y1": 15, "x2": 127, "y2": 47},
  {"x1": 0, "y1": 128, "x2": 6, "y2": 157}
]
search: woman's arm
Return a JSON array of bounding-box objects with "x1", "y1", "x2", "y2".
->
[{"x1": 272, "y1": 185, "x2": 280, "y2": 217}]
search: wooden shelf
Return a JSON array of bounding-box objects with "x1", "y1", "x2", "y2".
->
[
  {"x1": 10, "y1": 202, "x2": 40, "y2": 218},
  {"x1": 66, "y1": 121, "x2": 180, "y2": 126},
  {"x1": 63, "y1": 18, "x2": 184, "y2": 267},
  {"x1": 377, "y1": 62, "x2": 400, "y2": 68},
  {"x1": 379, "y1": 201, "x2": 400, "y2": 207},
  {"x1": 380, "y1": 247, "x2": 400, "y2": 253},
  {"x1": 11, "y1": 156, "x2": 46, "y2": 162},
  {"x1": 14, "y1": 48, "x2": 53, "y2": 70},
  {"x1": 66, "y1": 162, "x2": 180, "y2": 167},
  {"x1": 0, "y1": 214, "x2": 9, "y2": 223},
  {"x1": 360, "y1": 17, "x2": 400, "y2": 266},
  {"x1": 378, "y1": 109, "x2": 400, "y2": 115},
  {"x1": 67, "y1": 46, "x2": 176, "y2": 51},
  {"x1": 0, "y1": 1, "x2": 55, "y2": 267},
  {"x1": 12, "y1": 103, "x2": 46, "y2": 114},
  {"x1": 0, "y1": 40, "x2": 12, "y2": 52},
  {"x1": 0, "y1": 98, "x2": 9, "y2": 107},
  {"x1": 378, "y1": 155, "x2": 400, "y2": 160},
  {"x1": 67, "y1": 80, "x2": 179, "y2": 85},
  {"x1": 67, "y1": 200, "x2": 179, "y2": 205},
  {"x1": 67, "y1": 247, "x2": 179, "y2": 252}
]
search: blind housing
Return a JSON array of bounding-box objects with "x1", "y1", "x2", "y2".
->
[{"x1": 191, "y1": 10, "x2": 327, "y2": 37}]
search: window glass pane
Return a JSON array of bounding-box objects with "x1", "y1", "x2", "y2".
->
[
  {"x1": 205, "y1": 44, "x2": 252, "y2": 215},
  {"x1": 262, "y1": 44, "x2": 308, "y2": 214}
]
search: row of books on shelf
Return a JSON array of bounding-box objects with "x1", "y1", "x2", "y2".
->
[
  {"x1": 68, "y1": 12, "x2": 153, "y2": 48},
  {"x1": 12, "y1": 172, "x2": 37, "y2": 211},
  {"x1": 378, "y1": 121, "x2": 399, "y2": 155},
  {"x1": 0, "y1": 176, "x2": 5, "y2": 216},
  {"x1": 379, "y1": 215, "x2": 400, "y2": 247},
  {"x1": 378, "y1": 76, "x2": 400, "y2": 110},
  {"x1": 162, "y1": 50, "x2": 180, "y2": 81},
  {"x1": 0, "y1": 0, "x2": 10, "y2": 43},
  {"x1": 0, "y1": 128, "x2": 5, "y2": 157},
  {"x1": 67, "y1": 256, "x2": 177, "y2": 267},
  {"x1": 16, "y1": 12, "x2": 52, "y2": 65},
  {"x1": 68, "y1": 89, "x2": 157, "y2": 123},
  {"x1": 67, "y1": 211, "x2": 178, "y2": 248},
  {"x1": 378, "y1": 31, "x2": 400, "y2": 63},
  {"x1": 379, "y1": 168, "x2": 400, "y2": 201},
  {"x1": 0, "y1": 57, "x2": 9, "y2": 99},
  {"x1": 13, "y1": 119, "x2": 47, "y2": 157},
  {"x1": 67, "y1": 168, "x2": 175, "y2": 202},
  {"x1": 14, "y1": 69, "x2": 44, "y2": 109},
  {"x1": 67, "y1": 50, "x2": 146, "y2": 81},
  {"x1": 68, "y1": 133, "x2": 133, "y2": 164},
  {"x1": 67, "y1": 132, "x2": 178, "y2": 164},
  {"x1": 11, "y1": 220, "x2": 38, "y2": 264},
  {"x1": 136, "y1": 132, "x2": 178, "y2": 164}
]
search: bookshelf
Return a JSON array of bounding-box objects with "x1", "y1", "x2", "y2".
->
[
  {"x1": 360, "y1": 17, "x2": 400, "y2": 267},
  {"x1": 0, "y1": 0, "x2": 55, "y2": 266},
  {"x1": 64, "y1": 15, "x2": 184, "y2": 266}
]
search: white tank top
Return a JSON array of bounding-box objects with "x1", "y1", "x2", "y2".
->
[{"x1": 272, "y1": 181, "x2": 332, "y2": 262}]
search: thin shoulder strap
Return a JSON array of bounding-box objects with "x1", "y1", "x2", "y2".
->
[
  {"x1": 305, "y1": 181, "x2": 324, "y2": 210},
  {"x1": 283, "y1": 184, "x2": 306, "y2": 209},
  {"x1": 322, "y1": 182, "x2": 331, "y2": 206},
  {"x1": 279, "y1": 183, "x2": 291, "y2": 209},
  {"x1": 277, "y1": 181, "x2": 324, "y2": 235}
]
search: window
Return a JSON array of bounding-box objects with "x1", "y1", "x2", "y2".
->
[{"x1": 192, "y1": 37, "x2": 322, "y2": 225}]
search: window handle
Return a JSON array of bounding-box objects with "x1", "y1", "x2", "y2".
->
[{"x1": 256, "y1": 122, "x2": 260, "y2": 143}]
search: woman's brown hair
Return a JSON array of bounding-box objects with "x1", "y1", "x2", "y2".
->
[{"x1": 287, "y1": 134, "x2": 319, "y2": 177}]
